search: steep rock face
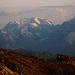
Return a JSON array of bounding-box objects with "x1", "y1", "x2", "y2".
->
[
  {"x1": 67, "y1": 32, "x2": 75, "y2": 45},
  {"x1": 0, "y1": 48, "x2": 75, "y2": 75},
  {"x1": 57, "y1": 54, "x2": 75, "y2": 66}
]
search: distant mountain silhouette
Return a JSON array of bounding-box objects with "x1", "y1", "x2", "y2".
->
[
  {"x1": 41, "y1": 17, "x2": 75, "y2": 56},
  {"x1": 7, "y1": 48, "x2": 56, "y2": 60},
  {"x1": 0, "y1": 17, "x2": 75, "y2": 56}
]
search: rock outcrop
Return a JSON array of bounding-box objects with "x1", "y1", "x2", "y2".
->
[{"x1": 57, "y1": 54, "x2": 75, "y2": 66}]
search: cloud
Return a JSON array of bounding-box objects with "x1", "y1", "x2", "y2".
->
[
  {"x1": 0, "y1": 11, "x2": 13, "y2": 16},
  {"x1": 0, "y1": 0, "x2": 74, "y2": 9},
  {"x1": 41, "y1": 5, "x2": 72, "y2": 8},
  {"x1": 74, "y1": 6, "x2": 75, "y2": 9},
  {"x1": 48, "y1": 6, "x2": 75, "y2": 25},
  {"x1": 11, "y1": 6, "x2": 75, "y2": 25},
  {"x1": 56, "y1": 8, "x2": 64, "y2": 12},
  {"x1": 17, "y1": 8, "x2": 49, "y2": 14},
  {"x1": 49, "y1": 8, "x2": 70, "y2": 25},
  {"x1": 17, "y1": 5, "x2": 72, "y2": 15}
]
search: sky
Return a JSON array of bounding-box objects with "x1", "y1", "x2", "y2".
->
[
  {"x1": 0, "y1": 0, "x2": 74, "y2": 7},
  {"x1": 0, "y1": 0, "x2": 75, "y2": 29}
]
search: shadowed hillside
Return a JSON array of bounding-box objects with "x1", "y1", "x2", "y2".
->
[
  {"x1": 0, "y1": 48, "x2": 75, "y2": 75},
  {"x1": 7, "y1": 49, "x2": 56, "y2": 60}
]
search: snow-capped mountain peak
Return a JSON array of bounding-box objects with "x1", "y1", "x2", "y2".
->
[
  {"x1": 19, "y1": 17, "x2": 52, "y2": 25},
  {"x1": 34, "y1": 17, "x2": 41, "y2": 24},
  {"x1": 30, "y1": 23, "x2": 38, "y2": 27},
  {"x1": 19, "y1": 17, "x2": 31, "y2": 23},
  {"x1": 46, "y1": 20, "x2": 52, "y2": 25},
  {"x1": 8, "y1": 21, "x2": 21, "y2": 25},
  {"x1": 14, "y1": 21, "x2": 20, "y2": 24},
  {"x1": 1, "y1": 17, "x2": 53, "y2": 35}
]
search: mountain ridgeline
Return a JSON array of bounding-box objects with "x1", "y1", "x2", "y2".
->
[
  {"x1": 7, "y1": 49, "x2": 56, "y2": 60},
  {"x1": 0, "y1": 17, "x2": 75, "y2": 56}
]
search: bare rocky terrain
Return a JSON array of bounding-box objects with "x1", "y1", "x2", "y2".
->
[{"x1": 0, "y1": 48, "x2": 75, "y2": 75}]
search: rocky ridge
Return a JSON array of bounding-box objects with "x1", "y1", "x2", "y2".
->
[{"x1": 0, "y1": 48, "x2": 75, "y2": 75}]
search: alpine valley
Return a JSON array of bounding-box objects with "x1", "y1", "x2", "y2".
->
[{"x1": 0, "y1": 17, "x2": 75, "y2": 56}]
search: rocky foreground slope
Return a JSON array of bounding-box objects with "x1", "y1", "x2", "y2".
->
[{"x1": 0, "y1": 48, "x2": 75, "y2": 75}]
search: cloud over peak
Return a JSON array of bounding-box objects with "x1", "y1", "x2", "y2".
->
[{"x1": 41, "y1": 5, "x2": 72, "y2": 8}]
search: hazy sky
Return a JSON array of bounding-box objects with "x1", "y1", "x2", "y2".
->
[
  {"x1": 0, "y1": 0, "x2": 74, "y2": 7},
  {"x1": 0, "y1": 0, "x2": 75, "y2": 29}
]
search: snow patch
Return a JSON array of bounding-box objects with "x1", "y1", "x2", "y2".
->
[
  {"x1": 46, "y1": 20, "x2": 52, "y2": 25},
  {"x1": 40, "y1": 37, "x2": 48, "y2": 41},
  {"x1": 35, "y1": 32, "x2": 40, "y2": 37},
  {"x1": 17, "y1": 22, "x2": 24, "y2": 28},
  {"x1": 1, "y1": 31, "x2": 7, "y2": 34},
  {"x1": 14, "y1": 21, "x2": 20, "y2": 24},
  {"x1": 20, "y1": 18, "x2": 31, "y2": 23},
  {"x1": 9, "y1": 36, "x2": 12, "y2": 39},
  {"x1": 34, "y1": 17, "x2": 41, "y2": 24},
  {"x1": 10, "y1": 27, "x2": 15, "y2": 32},
  {"x1": 30, "y1": 23, "x2": 38, "y2": 27},
  {"x1": 21, "y1": 26, "x2": 33, "y2": 37}
]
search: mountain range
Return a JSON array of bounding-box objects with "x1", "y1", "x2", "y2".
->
[{"x1": 0, "y1": 17, "x2": 75, "y2": 56}]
